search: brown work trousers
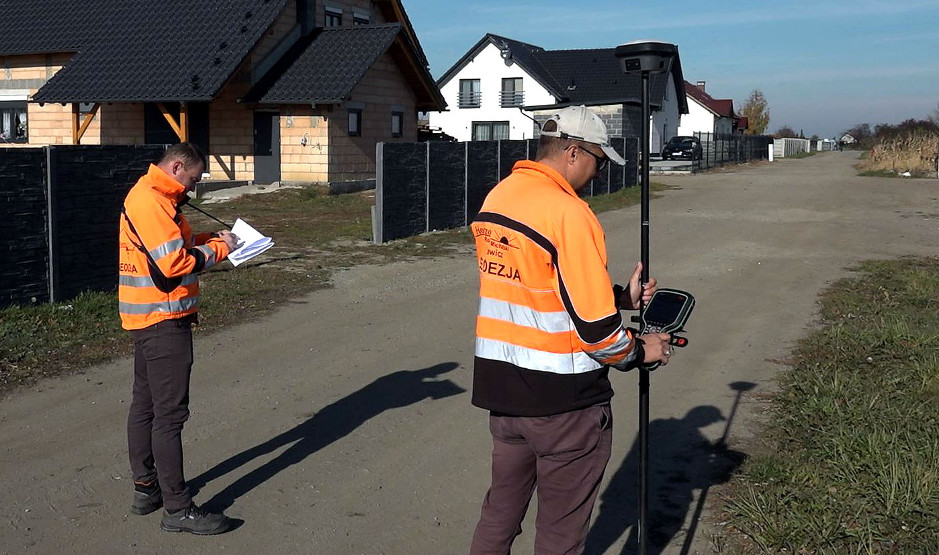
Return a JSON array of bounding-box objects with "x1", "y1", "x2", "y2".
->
[
  {"x1": 127, "y1": 316, "x2": 195, "y2": 512},
  {"x1": 470, "y1": 404, "x2": 613, "y2": 555}
]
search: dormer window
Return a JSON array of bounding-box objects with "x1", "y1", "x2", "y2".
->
[{"x1": 325, "y1": 6, "x2": 342, "y2": 27}]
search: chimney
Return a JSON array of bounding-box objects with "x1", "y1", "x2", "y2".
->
[{"x1": 696, "y1": 80, "x2": 706, "y2": 92}]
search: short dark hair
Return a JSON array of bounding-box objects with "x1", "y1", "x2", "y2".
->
[
  {"x1": 159, "y1": 142, "x2": 206, "y2": 169},
  {"x1": 537, "y1": 119, "x2": 576, "y2": 161}
]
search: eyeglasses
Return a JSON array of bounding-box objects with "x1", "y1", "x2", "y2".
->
[{"x1": 576, "y1": 145, "x2": 608, "y2": 172}]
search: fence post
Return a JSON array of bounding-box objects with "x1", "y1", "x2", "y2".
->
[
  {"x1": 373, "y1": 142, "x2": 384, "y2": 243},
  {"x1": 45, "y1": 146, "x2": 56, "y2": 303},
  {"x1": 463, "y1": 141, "x2": 469, "y2": 227},
  {"x1": 425, "y1": 141, "x2": 430, "y2": 233}
]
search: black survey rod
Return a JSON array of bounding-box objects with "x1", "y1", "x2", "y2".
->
[
  {"x1": 638, "y1": 68, "x2": 652, "y2": 555},
  {"x1": 185, "y1": 202, "x2": 233, "y2": 230}
]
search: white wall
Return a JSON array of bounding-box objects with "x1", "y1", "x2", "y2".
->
[
  {"x1": 428, "y1": 42, "x2": 556, "y2": 141},
  {"x1": 677, "y1": 97, "x2": 735, "y2": 137},
  {"x1": 650, "y1": 76, "x2": 681, "y2": 152},
  {"x1": 677, "y1": 98, "x2": 715, "y2": 137}
]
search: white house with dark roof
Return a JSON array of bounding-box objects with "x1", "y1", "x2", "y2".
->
[
  {"x1": 678, "y1": 80, "x2": 737, "y2": 136},
  {"x1": 428, "y1": 34, "x2": 688, "y2": 153}
]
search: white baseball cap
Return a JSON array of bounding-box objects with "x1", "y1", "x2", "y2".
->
[{"x1": 540, "y1": 105, "x2": 626, "y2": 166}]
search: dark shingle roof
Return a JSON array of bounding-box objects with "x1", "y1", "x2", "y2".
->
[
  {"x1": 437, "y1": 34, "x2": 687, "y2": 113},
  {"x1": 244, "y1": 24, "x2": 403, "y2": 104},
  {"x1": 4, "y1": 0, "x2": 290, "y2": 103},
  {"x1": 684, "y1": 81, "x2": 734, "y2": 117}
]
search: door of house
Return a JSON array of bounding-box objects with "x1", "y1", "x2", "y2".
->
[{"x1": 253, "y1": 111, "x2": 281, "y2": 184}]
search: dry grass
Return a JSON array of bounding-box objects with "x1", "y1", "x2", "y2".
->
[{"x1": 864, "y1": 131, "x2": 939, "y2": 177}]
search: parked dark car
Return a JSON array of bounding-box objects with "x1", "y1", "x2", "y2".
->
[{"x1": 662, "y1": 136, "x2": 702, "y2": 161}]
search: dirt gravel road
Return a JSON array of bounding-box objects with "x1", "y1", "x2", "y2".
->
[{"x1": 2, "y1": 152, "x2": 938, "y2": 554}]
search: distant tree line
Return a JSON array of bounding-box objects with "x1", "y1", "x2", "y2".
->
[{"x1": 844, "y1": 103, "x2": 939, "y2": 150}]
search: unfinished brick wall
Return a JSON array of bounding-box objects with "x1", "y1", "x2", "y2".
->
[{"x1": 327, "y1": 51, "x2": 417, "y2": 182}]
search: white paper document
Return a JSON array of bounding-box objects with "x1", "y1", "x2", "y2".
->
[{"x1": 227, "y1": 218, "x2": 274, "y2": 267}]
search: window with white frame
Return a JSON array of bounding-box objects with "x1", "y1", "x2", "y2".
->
[
  {"x1": 472, "y1": 121, "x2": 509, "y2": 141},
  {"x1": 325, "y1": 6, "x2": 342, "y2": 27},
  {"x1": 391, "y1": 111, "x2": 403, "y2": 137},
  {"x1": 348, "y1": 108, "x2": 362, "y2": 136},
  {"x1": 459, "y1": 79, "x2": 481, "y2": 109},
  {"x1": 0, "y1": 101, "x2": 28, "y2": 143}
]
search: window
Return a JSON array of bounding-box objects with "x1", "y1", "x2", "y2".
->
[
  {"x1": 459, "y1": 79, "x2": 481, "y2": 109},
  {"x1": 0, "y1": 101, "x2": 28, "y2": 143},
  {"x1": 500, "y1": 78, "x2": 524, "y2": 108},
  {"x1": 391, "y1": 111, "x2": 403, "y2": 138},
  {"x1": 353, "y1": 12, "x2": 370, "y2": 25},
  {"x1": 325, "y1": 6, "x2": 342, "y2": 27},
  {"x1": 348, "y1": 108, "x2": 362, "y2": 136},
  {"x1": 472, "y1": 121, "x2": 510, "y2": 141}
]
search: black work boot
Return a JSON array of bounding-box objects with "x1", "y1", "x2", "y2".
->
[
  {"x1": 130, "y1": 479, "x2": 163, "y2": 515},
  {"x1": 160, "y1": 503, "x2": 230, "y2": 535}
]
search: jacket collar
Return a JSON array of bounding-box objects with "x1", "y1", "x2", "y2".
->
[
  {"x1": 511, "y1": 160, "x2": 578, "y2": 198},
  {"x1": 143, "y1": 164, "x2": 186, "y2": 201}
]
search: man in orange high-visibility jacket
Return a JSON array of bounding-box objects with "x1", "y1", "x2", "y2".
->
[
  {"x1": 469, "y1": 106, "x2": 673, "y2": 555},
  {"x1": 119, "y1": 143, "x2": 238, "y2": 535}
]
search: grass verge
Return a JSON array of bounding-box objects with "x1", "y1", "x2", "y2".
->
[
  {"x1": 720, "y1": 257, "x2": 939, "y2": 553},
  {"x1": 0, "y1": 181, "x2": 659, "y2": 395}
]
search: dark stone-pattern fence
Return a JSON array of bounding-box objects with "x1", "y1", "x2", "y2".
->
[
  {"x1": 693, "y1": 133, "x2": 773, "y2": 171},
  {"x1": 374, "y1": 138, "x2": 639, "y2": 243},
  {"x1": 0, "y1": 145, "x2": 166, "y2": 308}
]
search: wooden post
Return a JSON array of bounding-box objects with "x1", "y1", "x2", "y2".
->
[
  {"x1": 71, "y1": 103, "x2": 80, "y2": 144},
  {"x1": 71, "y1": 103, "x2": 101, "y2": 144},
  {"x1": 179, "y1": 102, "x2": 189, "y2": 142},
  {"x1": 157, "y1": 102, "x2": 185, "y2": 141}
]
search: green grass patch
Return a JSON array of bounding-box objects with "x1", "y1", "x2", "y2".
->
[
  {"x1": 721, "y1": 257, "x2": 939, "y2": 553},
  {"x1": 1, "y1": 181, "x2": 648, "y2": 394}
]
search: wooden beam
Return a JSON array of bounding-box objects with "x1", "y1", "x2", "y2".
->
[
  {"x1": 157, "y1": 102, "x2": 183, "y2": 139},
  {"x1": 75, "y1": 103, "x2": 100, "y2": 144}
]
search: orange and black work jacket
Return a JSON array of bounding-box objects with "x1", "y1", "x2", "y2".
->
[
  {"x1": 471, "y1": 160, "x2": 640, "y2": 416},
  {"x1": 118, "y1": 164, "x2": 231, "y2": 330}
]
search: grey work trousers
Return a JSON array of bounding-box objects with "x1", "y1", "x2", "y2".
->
[
  {"x1": 470, "y1": 404, "x2": 613, "y2": 555},
  {"x1": 127, "y1": 316, "x2": 195, "y2": 512}
]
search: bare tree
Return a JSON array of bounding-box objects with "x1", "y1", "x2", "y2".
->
[
  {"x1": 845, "y1": 123, "x2": 872, "y2": 141},
  {"x1": 739, "y1": 90, "x2": 770, "y2": 135},
  {"x1": 929, "y1": 102, "x2": 939, "y2": 125}
]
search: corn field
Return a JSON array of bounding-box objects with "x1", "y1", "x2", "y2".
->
[{"x1": 867, "y1": 129, "x2": 939, "y2": 177}]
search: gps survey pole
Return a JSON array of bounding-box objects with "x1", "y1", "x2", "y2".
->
[{"x1": 615, "y1": 41, "x2": 678, "y2": 555}]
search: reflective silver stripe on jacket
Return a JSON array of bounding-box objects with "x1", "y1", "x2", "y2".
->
[
  {"x1": 587, "y1": 328, "x2": 636, "y2": 370},
  {"x1": 478, "y1": 297, "x2": 572, "y2": 333},
  {"x1": 119, "y1": 275, "x2": 198, "y2": 288},
  {"x1": 150, "y1": 238, "x2": 185, "y2": 261},
  {"x1": 475, "y1": 337, "x2": 602, "y2": 375},
  {"x1": 196, "y1": 244, "x2": 218, "y2": 269},
  {"x1": 118, "y1": 296, "x2": 199, "y2": 315}
]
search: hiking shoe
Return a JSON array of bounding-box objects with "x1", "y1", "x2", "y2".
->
[
  {"x1": 130, "y1": 480, "x2": 163, "y2": 515},
  {"x1": 160, "y1": 503, "x2": 230, "y2": 535}
]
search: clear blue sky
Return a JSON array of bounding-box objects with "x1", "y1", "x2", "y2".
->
[{"x1": 403, "y1": 0, "x2": 939, "y2": 139}]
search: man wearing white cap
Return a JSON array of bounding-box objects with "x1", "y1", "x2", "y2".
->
[{"x1": 469, "y1": 105, "x2": 672, "y2": 554}]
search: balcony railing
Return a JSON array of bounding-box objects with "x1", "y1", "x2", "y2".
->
[
  {"x1": 458, "y1": 91, "x2": 482, "y2": 108},
  {"x1": 500, "y1": 90, "x2": 525, "y2": 108}
]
